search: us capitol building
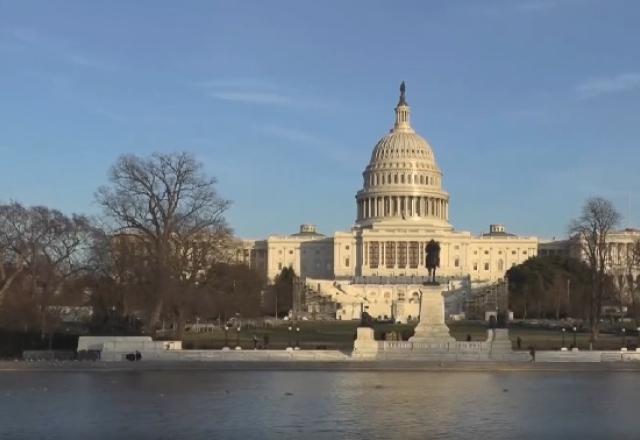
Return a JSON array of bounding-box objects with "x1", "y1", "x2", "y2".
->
[{"x1": 237, "y1": 83, "x2": 539, "y2": 322}]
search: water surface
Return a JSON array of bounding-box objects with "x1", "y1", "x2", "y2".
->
[{"x1": 0, "y1": 370, "x2": 637, "y2": 439}]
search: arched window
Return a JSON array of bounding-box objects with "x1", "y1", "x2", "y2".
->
[
  {"x1": 401, "y1": 174, "x2": 405, "y2": 184},
  {"x1": 394, "y1": 174, "x2": 398, "y2": 184}
]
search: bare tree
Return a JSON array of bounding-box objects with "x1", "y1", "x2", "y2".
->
[
  {"x1": 95, "y1": 152, "x2": 231, "y2": 334},
  {"x1": 569, "y1": 197, "x2": 621, "y2": 343},
  {"x1": 0, "y1": 202, "x2": 94, "y2": 339}
]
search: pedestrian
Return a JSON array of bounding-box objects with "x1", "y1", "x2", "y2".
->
[
  {"x1": 263, "y1": 333, "x2": 270, "y2": 349},
  {"x1": 517, "y1": 336, "x2": 522, "y2": 350},
  {"x1": 253, "y1": 334, "x2": 258, "y2": 349},
  {"x1": 529, "y1": 346, "x2": 536, "y2": 363}
]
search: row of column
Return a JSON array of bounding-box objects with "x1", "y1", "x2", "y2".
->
[
  {"x1": 365, "y1": 240, "x2": 427, "y2": 269},
  {"x1": 357, "y1": 195, "x2": 448, "y2": 221}
]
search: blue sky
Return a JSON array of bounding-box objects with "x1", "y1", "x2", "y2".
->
[{"x1": 1, "y1": 0, "x2": 639, "y2": 239}]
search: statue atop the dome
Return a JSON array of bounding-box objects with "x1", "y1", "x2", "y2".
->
[
  {"x1": 425, "y1": 239, "x2": 440, "y2": 285},
  {"x1": 399, "y1": 81, "x2": 407, "y2": 105}
]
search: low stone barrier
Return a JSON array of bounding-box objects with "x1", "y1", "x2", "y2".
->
[{"x1": 22, "y1": 350, "x2": 76, "y2": 361}]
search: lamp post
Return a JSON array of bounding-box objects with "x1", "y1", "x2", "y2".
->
[
  {"x1": 622, "y1": 327, "x2": 626, "y2": 349},
  {"x1": 561, "y1": 328, "x2": 566, "y2": 349},
  {"x1": 572, "y1": 326, "x2": 577, "y2": 349},
  {"x1": 236, "y1": 325, "x2": 241, "y2": 349},
  {"x1": 295, "y1": 326, "x2": 300, "y2": 349},
  {"x1": 224, "y1": 325, "x2": 229, "y2": 348},
  {"x1": 288, "y1": 326, "x2": 293, "y2": 349}
]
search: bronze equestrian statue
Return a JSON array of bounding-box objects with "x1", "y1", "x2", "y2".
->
[{"x1": 425, "y1": 239, "x2": 441, "y2": 285}]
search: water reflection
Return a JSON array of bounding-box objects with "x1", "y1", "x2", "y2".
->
[{"x1": 0, "y1": 371, "x2": 638, "y2": 439}]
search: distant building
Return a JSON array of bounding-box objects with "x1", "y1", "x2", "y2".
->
[
  {"x1": 540, "y1": 228, "x2": 640, "y2": 294},
  {"x1": 235, "y1": 83, "x2": 539, "y2": 322}
]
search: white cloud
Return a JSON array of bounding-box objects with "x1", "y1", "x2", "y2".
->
[{"x1": 575, "y1": 73, "x2": 640, "y2": 99}]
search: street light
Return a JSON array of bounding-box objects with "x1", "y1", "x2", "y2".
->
[
  {"x1": 561, "y1": 328, "x2": 566, "y2": 349},
  {"x1": 295, "y1": 326, "x2": 300, "y2": 349},
  {"x1": 622, "y1": 327, "x2": 626, "y2": 349},
  {"x1": 288, "y1": 326, "x2": 293, "y2": 348},
  {"x1": 236, "y1": 325, "x2": 241, "y2": 349},
  {"x1": 224, "y1": 325, "x2": 229, "y2": 348},
  {"x1": 572, "y1": 326, "x2": 577, "y2": 348}
]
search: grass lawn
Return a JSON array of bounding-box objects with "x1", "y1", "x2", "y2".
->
[{"x1": 182, "y1": 321, "x2": 635, "y2": 352}]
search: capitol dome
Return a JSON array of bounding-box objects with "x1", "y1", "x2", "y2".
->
[{"x1": 355, "y1": 82, "x2": 452, "y2": 231}]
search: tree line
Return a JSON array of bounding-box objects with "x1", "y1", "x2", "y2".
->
[
  {"x1": 0, "y1": 152, "x2": 281, "y2": 346},
  {"x1": 508, "y1": 197, "x2": 640, "y2": 342}
]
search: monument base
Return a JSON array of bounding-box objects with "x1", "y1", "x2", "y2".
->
[
  {"x1": 353, "y1": 327, "x2": 379, "y2": 358},
  {"x1": 409, "y1": 286, "x2": 455, "y2": 343}
]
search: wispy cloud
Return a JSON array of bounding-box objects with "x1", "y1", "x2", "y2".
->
[
  {"x1": 209, "y1": 91, "x2": 292, "y2": 105},
  {"x1": 254, "y1": 123, "x2": 357, "y2": 166},
  {"x1": 575, "y1": 73, "x2": 640, "y2": 99},
  {"x1": 1, "y1": 27, "x2": 117, "y2": 71},
  {"x1": 198, "y1": 77, "x2": 332, "y2": 108}
]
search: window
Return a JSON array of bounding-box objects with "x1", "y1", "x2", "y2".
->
[
  {"x1": 498, "y1": 250, "x2": 502, "y2": 255},
  {"x1": 401, "y1": 174, "x2": 405, "y2": 184},
  {"x1": 278, "y1": 262, "x2": 283, "y2": 270},
  {"x1": 512, "y1": 250, "x2": 517, "y2": 255},
  {"x1": 409, "y1": 241, "x2": 419, "y2": 268},
  {"x1": 289, "y1": 250, "x2": 293, "y2": 255},
  {"x1": 345, "y1": 258, "x2": 350, "y2": 267},
  {"x1": 473, "y1": 250, "x2": 478, "y2": 255},
  {"x1": 454, "y1": 245, "x2": 460, "y2": 250},
  {"x1": 397, "y1": 242, "x2": 407, "y2": 268},
  {"x1": 473, "y1": 263, "x2": 478, "y2": 271},
  {"x1": 454, "y1": 258, "x2": 460, "y2": 267},
  {"x1": 484, "y1": 263, "x2": 490, "y2": 271},
  {"x1": 523, "y1": 250, "x2": 528, "y2": 255},
  {"x1": 498, "y1": 260, "x2": 504, "y2": 270},
  {"x1": 345, "y1": 245, "x2": 350, "y2": 250},
  {"x1": 385, "y1": 242, "x2": 395, "y2": 268},
  {"x1": 484, "y1": 250, "x2": 489, "y2": 255},
  {"x1": 369, "y1": 242, "x2": 379, "y2": 269}
]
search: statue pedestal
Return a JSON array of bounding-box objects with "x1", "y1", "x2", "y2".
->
[
  {"x1": 409, "y1": 286, "x2": 455, "y2": 343},
  {"x1": 352, "y1": 327, "x2": 379, "y2": 358}
]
